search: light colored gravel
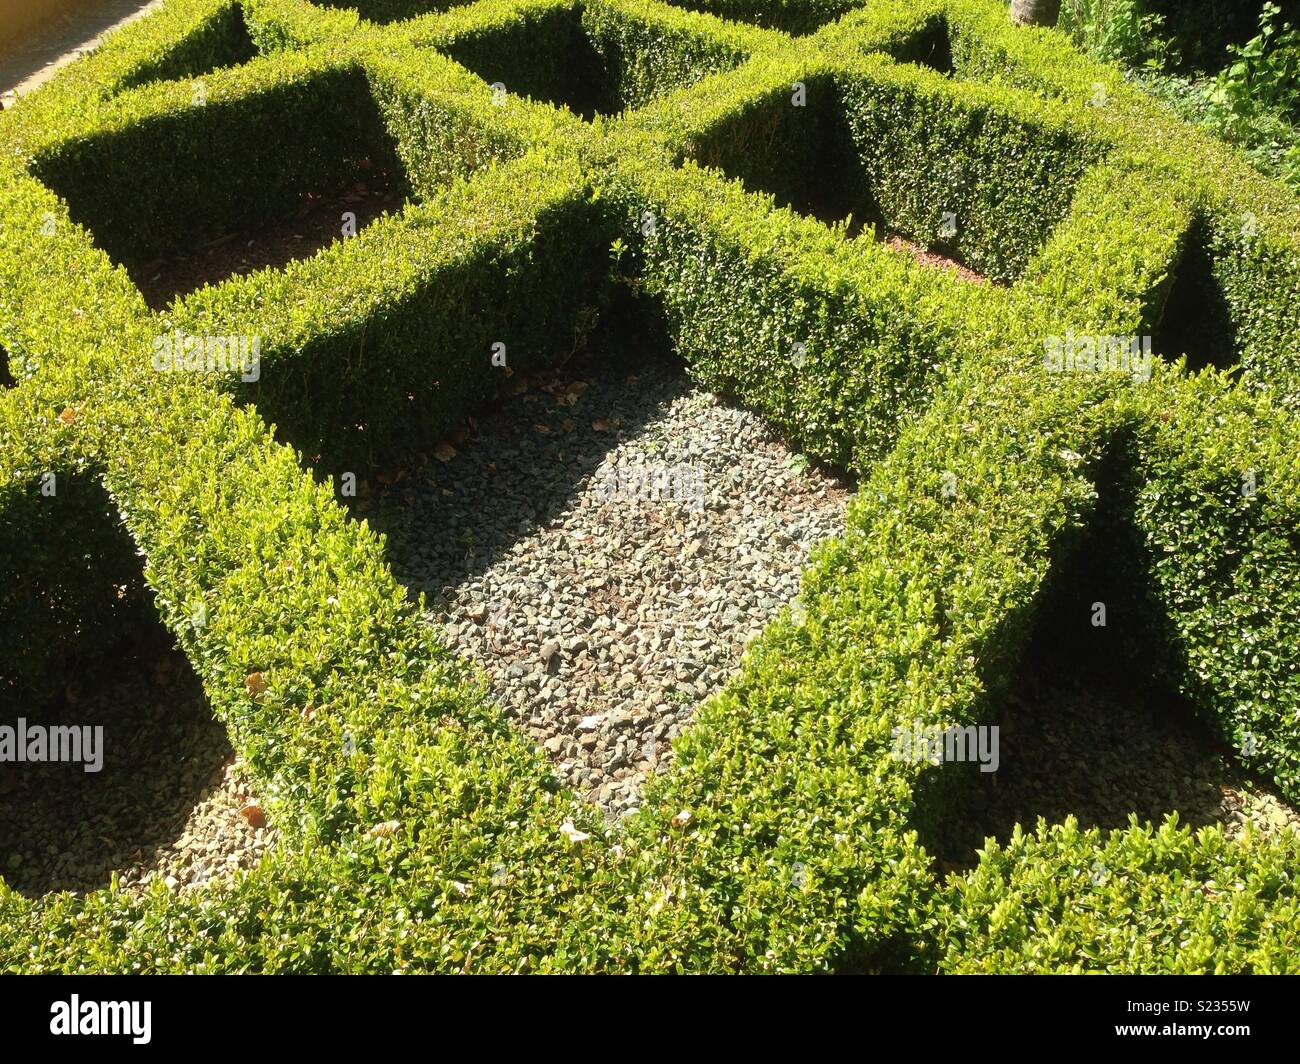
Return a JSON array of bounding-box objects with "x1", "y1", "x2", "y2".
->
[
  {"x1": 361, "y1": 349, "x2": 851, "y2": 817},
  {"x1": 0, "y1": 646, "x2": 274, "y2": 897}
]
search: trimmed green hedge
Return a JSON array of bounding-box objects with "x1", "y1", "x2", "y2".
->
[
  {"x1": 602, "y1": 130, "x2": 994, "y2": 471},
  {"x1": 931, "y1": 0, "x2": 1300, "y2": 405},
  {"x1": 7, "y1": 14, "x2": 607, "y2": 470},
  {"x1": 1124, "y1": 374, "x2": 1300, "y2": 802},
  {"x1": 409, "y1": 0, "x2": 618, "y2": 118},
  {"x1": 318, "y1": 0, "x2": 469, "y2": 24},
  {"x1": 31, "y1": 58, "x2": 410, "y2": 269},
  {"x1": 938, "y1": 816, "x2": 1300, "y2": 974},
  {"x1": 116, "y1": 0, "x2": 260, "y2": 90},
  {"x1": 2, "y1": 0, "x2": 1299, "y2": 975},
  {"x1": 400, "y1": 0, "x2": 762, "y2": 117},
  {"x1": 670, "y1": 53, "x2": 1102, "y2": 284},
  {"x1": 581, "y1": 0, "x2": 761, "y2": 110},
  {"x1": 659, "y1": 0, "x2": 862, "y2": 36},
  {"x1": 836, "y1": 54, "x2": 1103, "y2": 284}
]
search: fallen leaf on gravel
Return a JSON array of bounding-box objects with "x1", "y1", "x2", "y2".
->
[
  {"x1": 239, "y1": 804, "x2": 267, "y2": 829},
  {"x1": 368, "y1": 820, "x2": 402, "y2": 839},
  {"x1": 559, "y1": 821, "x2": 590, "y2": 845},
  {"x1": 557, "y1": 381, "x2": 589, "y2": 406},
  {"x1": 433, "y1": 442, "x2": 457, "y2": 462},
  {"x1": 244, "y1": 671, "x2": 266, "y2": 696},
  {"x1": 671, "y1": 809, "x2": 693, "y2": 828}
]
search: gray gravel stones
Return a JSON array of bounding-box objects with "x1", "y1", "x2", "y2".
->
[
  {"x1": 0, "y1": 648, "x2": 274, "y2": 897},
  {"x1": 120, "y1": 759, "x2": 274, "y2": 895},
  {"x1": 927, "y1": 660, "x2": 1300, "y2": 873},
  {"x1": 362, "y1": 350, "x2": 850, "y2": 816}
]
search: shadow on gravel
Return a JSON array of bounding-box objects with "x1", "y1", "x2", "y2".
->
[
  {"x1": 0, "y1": 646, "x2": 232, "y2": 899},
  {"x1": 0, "y1": 476, "x2": 231, "y2": 898},
  {"x1": 352, "y1": 294, "x2": 689, "y2": 603},
  {"x1": 914, "y1": 441, "x2": 1267, "y2": 873}
]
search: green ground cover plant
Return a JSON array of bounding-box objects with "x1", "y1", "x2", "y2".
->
[{"x1": 1058, "y1": 1, "x2": 1300, "y2": 191}]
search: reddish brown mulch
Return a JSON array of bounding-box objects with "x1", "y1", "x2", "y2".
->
[
  {"x1": 132, "y1": 179, "x2": 407, "y2": 310},
  {"x1": 882, "y1": 233, "x2": 992, "y2": 285},
  {"x1": 810, "y1": 205, "x2": 994, "y2": 285}
]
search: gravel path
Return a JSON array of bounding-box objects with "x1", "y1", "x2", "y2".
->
[
  {"x1": 0, "y1": 646, "x2": 274, "y2": 898},
  {"x1": 360, "y1": 347, "x2": 852, "y2": 817},
  {"x1": 0, "y1": 0, "x2": 164, "y2": 101}
]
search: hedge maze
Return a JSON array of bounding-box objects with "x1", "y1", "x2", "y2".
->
[{"x1": 1, "y1": 0, "x2": 1299, "y2": 972}]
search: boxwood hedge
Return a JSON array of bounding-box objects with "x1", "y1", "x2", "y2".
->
[
  {"x1": 938, "y1": 816, "x2": 1300, "y2": 974},
  {"x1": 660, "y1": 0, "x2": 862, "y2": 37},
  {"x1": 1, "y1": 0, "x2": 1298, "y2": 974}
]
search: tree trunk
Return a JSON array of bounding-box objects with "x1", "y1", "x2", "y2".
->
[{"x1": 1010, "y1": 0, "x2": 1061, "y2": 26}]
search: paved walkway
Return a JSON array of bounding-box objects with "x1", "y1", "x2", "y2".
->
[{"x1": 1, "y1": 0, "x2": 164, "y2": 102}]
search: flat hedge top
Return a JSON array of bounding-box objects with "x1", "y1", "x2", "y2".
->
[{"x1": 1, "y1": 0, "x2": 1298, "y2": 973}]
